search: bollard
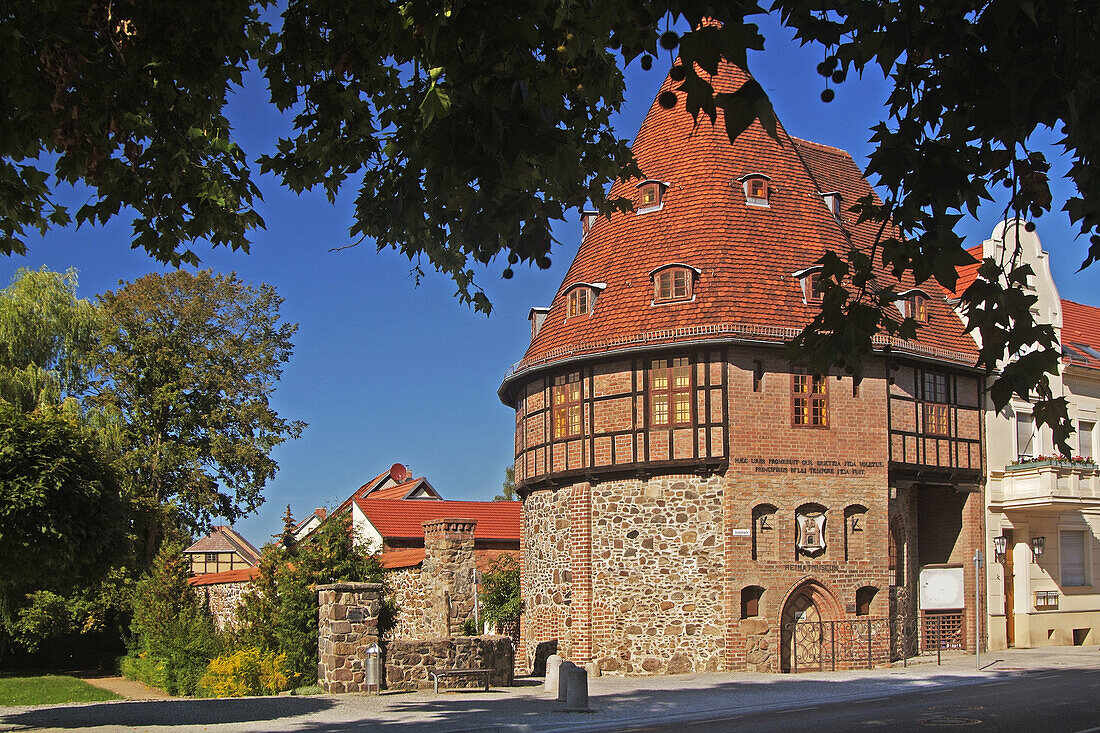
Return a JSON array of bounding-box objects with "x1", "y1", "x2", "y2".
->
[
  {"x1": 544, "y1": 654, "x2": 563, "y2": 693},
  {"x1": 557, "y1": 661, "x2": 576, "y2": 702},
  {"x1": 564, "y1": 664, "x2": 590, "y2": 712}
]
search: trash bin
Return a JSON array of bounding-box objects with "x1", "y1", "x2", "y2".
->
[{"x1": 365, "y1": 643, "x2": 381, "y2": 694}]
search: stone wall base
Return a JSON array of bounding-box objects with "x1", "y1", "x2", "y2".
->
[{"x1": 385, "y1": 636, "x2": 514, "y2": 690}]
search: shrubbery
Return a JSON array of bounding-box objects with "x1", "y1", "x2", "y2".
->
[
  {"x1": 196, "y1": 648, "x2": 289, "y2": 698},
  {"x1": 122, "y1": 542, "x2": 223, "y2": 696}
]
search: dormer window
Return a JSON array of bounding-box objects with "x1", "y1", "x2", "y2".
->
[
  {"x1": 738, "y1": 173, "x2": 772, "y2": 207},
  {"x1": 649, "y1": 264, "x2": 699, "y2": 304},
  {"x1": 581, "y1": 210, "x2": 598, "y2": 236},
  {"x1": 568, "y1": 287, "x2": 591, "y2": 317},
  {"x1": 793, "y1": 266, "x2": 824, "y2": 304},
  {"x1": 564, "y1": 282, "x2": 606, "y2": 318},
  {"x1": 821, "y1": 192, "x2": 842, "y2": 219},
  {"x1": 898, "y1": 290, "x2": 930, "y2": 323},
  {"x1": 635, "y1": 179, "x2": 668, "y2": 214}
]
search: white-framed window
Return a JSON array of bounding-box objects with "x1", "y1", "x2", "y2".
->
[
  {"x1": 1060, "y1": 529, "x2": 1088, "y2": 587},
  {"x1": 1016, "y1": 412, "x2": 1037, "y2": 460},
  {"x1": 1079, "y1": 420, "x2": 1095, "y2": 460}
]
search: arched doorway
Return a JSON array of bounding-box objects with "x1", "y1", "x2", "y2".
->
[{"x1": 780, "y1": 580, "x2": 841, "y2": 673}]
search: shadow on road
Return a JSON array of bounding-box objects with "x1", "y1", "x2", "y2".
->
[{"x1": 0, "y1": 695, "x2": 334, "y2": 730}]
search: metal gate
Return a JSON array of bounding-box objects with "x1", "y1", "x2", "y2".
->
[{"x1": 783, "y1": 619, "x2": 890, "y2": 672}]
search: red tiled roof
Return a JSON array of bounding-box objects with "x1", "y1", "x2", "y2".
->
[
  {"x1": 949, "y1": 245, "x2": 985, "y2": 299},
  {"x1": 354, "y1": 499, "x2": 522, "y2": 541},
  {"x1": 187, "y1": 566, "x2": 259, "y2": 586},
  {"x1": 501, "y1": 60, "x2": 978, "y2": 401},
  {"x1": 184, "y1": 526, "x2": 260, "y2": 564},
  {"x1": 367, "y1": 477, "x2": 442, "y2": 501},
  {"x1": 1061, "y1": 299, "x2": 1100, "y2": 370},
  {"x1": 379, "y1": 548, "x2": 426, "y2": 569}
]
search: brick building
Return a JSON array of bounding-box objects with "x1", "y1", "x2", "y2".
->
[{"x1": 499, "y1": 60, "x2": 986, "y2": 674}]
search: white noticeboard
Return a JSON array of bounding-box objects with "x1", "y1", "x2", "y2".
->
[
  {"x1": 919, "y1": 566, "x2": 965, "y2": 610},
  {"x1": 731, "y1": 529, "x2": 752, "y2": 538}
]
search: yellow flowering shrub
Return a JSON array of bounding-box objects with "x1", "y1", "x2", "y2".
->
[{"x1": 196, "y1": 648, "x2": 290, "y2": 698}]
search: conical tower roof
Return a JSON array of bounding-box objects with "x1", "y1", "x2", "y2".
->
[{"x1": 501, "y1": 61, "x2": 978, "y2": 402}]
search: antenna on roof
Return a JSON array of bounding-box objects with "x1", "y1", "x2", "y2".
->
[{"x1": 390, "y1": 463, "x2": 410, "y2": 482}]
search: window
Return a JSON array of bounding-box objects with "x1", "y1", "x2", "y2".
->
[
  {"x1": 792, "y1": 372, "x2": 828, "y2": 427},
  {"x1": 822, "y1": 192, "x2": 842, "y2": 218},
  {"x1": 909, "y1": 294, "x2": 929, "y2": 323},
  {"x1": 743, "y1": 176, "x2": 770, "y2": 206},
  {"x1": 651, "y1": 357, "x2": 691, "y2": 426},
  {"x1": 654, "y1": 267, "x2": 693, "y2": 302},
  {"x1": 205, "y1": 553, "x2": 217, "y2": 564},
  {"x1": 753, "y1": 360, "x2": 764, "y2": 392},
  {"x1": 809, "y1": 272, "x2": 825, "y2": 301},
  {"x1": 922, "y1": 372, "x2": 950, "y2": 436},
  {"x1": 1080, "y1": 421, "x2": 1095, "y2": 460},
  {"x1": 581, "y1": 210, "x2": 598, "y2": 235},
  {"x1": 1016, "y1": 412, "x2": 1037, "y2": 460},
  {"x1": 636, "y1": 180, "x2": 666, "y2": 212},
  {"x1": 889, "y1": 521, "x2": 904, "y2": 586},
  {"x1": 567, "y1": 286, "x2": 591, "y2": 317},
  {"x1": 553, "y1": 372, "x2": 582, "y2": 438},
  {"x1": 1060, "y1": 530, "x2": 1087, "y2": 587},
  {"x1": 855, "y1": 586, "x2": 878, "y2": 616},
  {"x1": 741, "y1": 586, "x2": 765, "y2": 619}
]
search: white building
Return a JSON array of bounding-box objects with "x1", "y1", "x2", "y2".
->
[{"x1": 960, "y1": 221, "x2": 1100, "y2": 649}]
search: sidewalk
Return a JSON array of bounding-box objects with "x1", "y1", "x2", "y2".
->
[{"x1": 3, "y1": 646, "x2": 1098, "y2": 732}]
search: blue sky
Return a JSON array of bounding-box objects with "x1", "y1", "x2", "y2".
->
[{"x1": 5, "y1": 13, "x2": 1095, "y2": 547}]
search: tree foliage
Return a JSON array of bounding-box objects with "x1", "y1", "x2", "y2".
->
[
  {"x1": 479, "y1": 554, "x2": 521, "y2": 631},
  {"x1": 0, "y1": 267, "x2": 99, "y2": 413},
  {"x1": 127, "y1": 541, "x2": 223, "y2": 696},
  {"x1": 94, "y1": 270, "x2": 305, "y2": 557},
  {"x1": 4, "y1": 2, "x2": 1097, "y2": 444},
  {"x1": 0, "y1": 405, "x2": 126, "y2": 625},
  {"x1": 494, "y1": 466, "x2": 516, "y2": 502},
  {"x1": 237, "y1": 515, "x2": 388, "y2": 685}
]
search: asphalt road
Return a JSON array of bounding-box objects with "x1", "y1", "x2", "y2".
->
[{"x1": 614, "y1": 667, "x2": 1100, "y2": 733}]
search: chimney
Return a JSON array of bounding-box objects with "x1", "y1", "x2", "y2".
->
[{"x1": 422, "y1": 518, "x2": 478, "y2": 637}]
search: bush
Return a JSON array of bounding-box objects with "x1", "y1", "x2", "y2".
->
[
  {"x1": 120, "y1": 653, "x2": 169, "y2": 691},
  {"x1": 196, "y1": 648, "x2": 289, "y2": 698},
  {"x1": 125, "y1": 542, "x2": 223, "y2": 695}
]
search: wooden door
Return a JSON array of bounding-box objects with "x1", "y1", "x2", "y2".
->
[{"x1": 1004, "y1": 529, "x2": 1015, "y2": 647}]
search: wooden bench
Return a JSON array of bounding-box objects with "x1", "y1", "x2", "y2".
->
[{"x1": 428, "y1": 667, "x2": 492, "y2": 694}]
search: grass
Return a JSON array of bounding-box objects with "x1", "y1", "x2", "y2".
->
[{"x1": 0, "y1": 675, "x2": 123, "y2": 707}]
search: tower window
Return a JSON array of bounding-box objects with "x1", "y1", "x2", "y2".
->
[
  {"x1": 552, "y1": 372, "x2": 582, "y2": 438},
  {"x1": 567, "y1": 286, "x2": 592, "y2": 317},
  {"x1": 741, "y1": 586, "x2": 765, "y2": 619},
  {"x1": 651, "y1": 357, "x2": 692, "y2": 426},
  {"x1": 738, "y1": 173, "x2": 772, "y2": 207},
  {"x1": 581, "y1": 210, "x2": 598, "y2": 236},
  {"x1": 792, "y1": 371, "x2": 828, "y2": 427},
  {"x1": 909, "y1": 294, "x2": 928, "y2": 322},
  {"x1": 654, "y1": 267, "x2": 692, "y2": 302},
  {"x1": 922, "y1": 371, "x2": 950, "y2": 436},
  {"x1": 635, "y1": 179, "x2": 668, "y2": 213}
]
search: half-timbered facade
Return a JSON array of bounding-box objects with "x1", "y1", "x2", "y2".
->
[{"x1": 499, "y1": 59, "x2": 985, "y2": 674}]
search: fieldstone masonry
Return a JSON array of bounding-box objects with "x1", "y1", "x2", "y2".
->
[
  {"x1": 421, "y1": 518, "x2": 478, "y2": 636},
  {"x1": 385, "y1": 635, "x2": 514, "y2": 690},
  {"x1": 317, "y1": 582, "x2": 382, "y2": 693}
]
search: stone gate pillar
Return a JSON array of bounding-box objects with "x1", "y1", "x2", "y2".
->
[
  {"x1": 317, "y1": 582, "x2": 382, "y2": 692},
  {"x1": 421, "y1": 518, "x2": 478, "y2": 636}
]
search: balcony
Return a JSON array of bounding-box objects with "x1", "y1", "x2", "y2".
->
[{"x1": 989, "y1": 459, "x2": 1100, "y2": 512}]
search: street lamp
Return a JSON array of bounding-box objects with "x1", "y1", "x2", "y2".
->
[
  {"x1": 1031, "y1": 536, "x2": 1046, "y2": 559},
  {"x1": 993, "y1": 534, "x2": 1007, "y2": 563}
]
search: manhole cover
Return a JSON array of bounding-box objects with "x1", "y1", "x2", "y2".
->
[{"x1": 919, "y1": 717, "x2": 983, "y2": 726}]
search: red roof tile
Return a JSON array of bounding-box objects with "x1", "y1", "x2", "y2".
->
[
  {"x1": 502, "y1": 60, "x2": 978, "y2": 401},
  {"x1": 354, "y1": 499, "x2": 521, "y2": 541},
  {"x1": 379, "y1": 548, "x2": 426, "y2": 569},
  {"x1": 187, "y1": 566, "x2": 259, "y2": 586},
  {"x1": 1061, "y1": 299, "x2": 1100, "y2": 370},
  {"x1": 949, "y1": 245, "x2": 985, "y2": 298}
]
